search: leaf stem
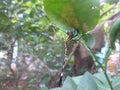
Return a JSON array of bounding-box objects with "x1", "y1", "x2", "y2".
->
[{"x1": 80, "y1": 38, "x2": 113, "y2": 90}]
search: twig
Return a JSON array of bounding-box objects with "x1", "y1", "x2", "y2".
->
[
  {"x1": 100, "y1": 4, "x2": 116, "y2": 18},
  {"x1": 100, "y1": 1, "x2": 120, "y2": 18},
  {"x1": 48, "y1": 41, "x2": 79, "y2": 88}
]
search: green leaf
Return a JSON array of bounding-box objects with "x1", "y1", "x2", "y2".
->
[
  {"x1": 50, "y1": 88, "x2": 60, "y2": 90},
  {"x1": 72, "y1": 75, "x2": 83, "y2": 85},
  {"x1": 112, "y1": 76, "x2": 120, "y2": 90},
  {"x1": 39, "y1": 86, "x2": 49, "y2": 90},
  {"x1": 112, "y1": 76, "x2": 120, "y2": 86},
  {"x1": 77, "y1": 72, "x2": 97, "y2": 90},
  {"x1": 43, "y1": 0, "x2": 100, "y2": 34},
  {"x1": 61, "y1": 76, "x2": 77, "y2": 90},
  {"x1": 113, "y1": 83, "x2": 120, "y2": 90},
  {"x1": 109, "y1": 18, "x2": 120, "y2": 49},
  {"x1": 23, "y1": 1, "x2": 33, "y2": 7},
  {"x1": 94, "y1": 73, "x2": 111, "y2": 89}
]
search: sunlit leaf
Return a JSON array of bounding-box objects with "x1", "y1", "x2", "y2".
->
[
  {"x1": 43, "y1": 0, "x2": 100, "y2": 34},
  {"x1": 23, "y1": 1, "x2": 33, "y2": 7}
]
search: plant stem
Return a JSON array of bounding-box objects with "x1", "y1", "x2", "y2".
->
[
  {"x1": 104, "y1": 71, "x2": 113, "y2": 90},
  {"x1": 104, "y1": 48, "x2": 112, "y2": 72},
  {"x1": 80, "y1": 39, "x2": 113, "y2": 90}
]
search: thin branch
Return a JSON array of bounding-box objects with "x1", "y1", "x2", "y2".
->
[
  {"x1": 100, "y1": 4, "x2": 116, "y2": 18},
  {"x1": 41, "y1": 32, "x2": 54, "y2": 41},
  {"x1": 100, "y1": 0, "x2": 120, "y2": 18},
  {"x1": 48, "y1": 41, "x2": 79, "y2": 88}
]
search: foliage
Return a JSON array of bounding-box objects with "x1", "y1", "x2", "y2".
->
[
  {"x1": 43, "y1": 0, "x2": 100, "y2": 34},
  {"x1": 49, "y1": 72, "x2": 120, "y2": 90},
  {"x1": 43, "y1": 0, "x2": 120, "y2": 90},
  {"x1": 109, "y1": 18, "x2": 120, "y2": 49},
  {"x1": 0, "y1": 0, "x2": 67, "y2": 89},
  {"x1": 0, "y1": 0, "x2": 120, "y2": 90}
]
